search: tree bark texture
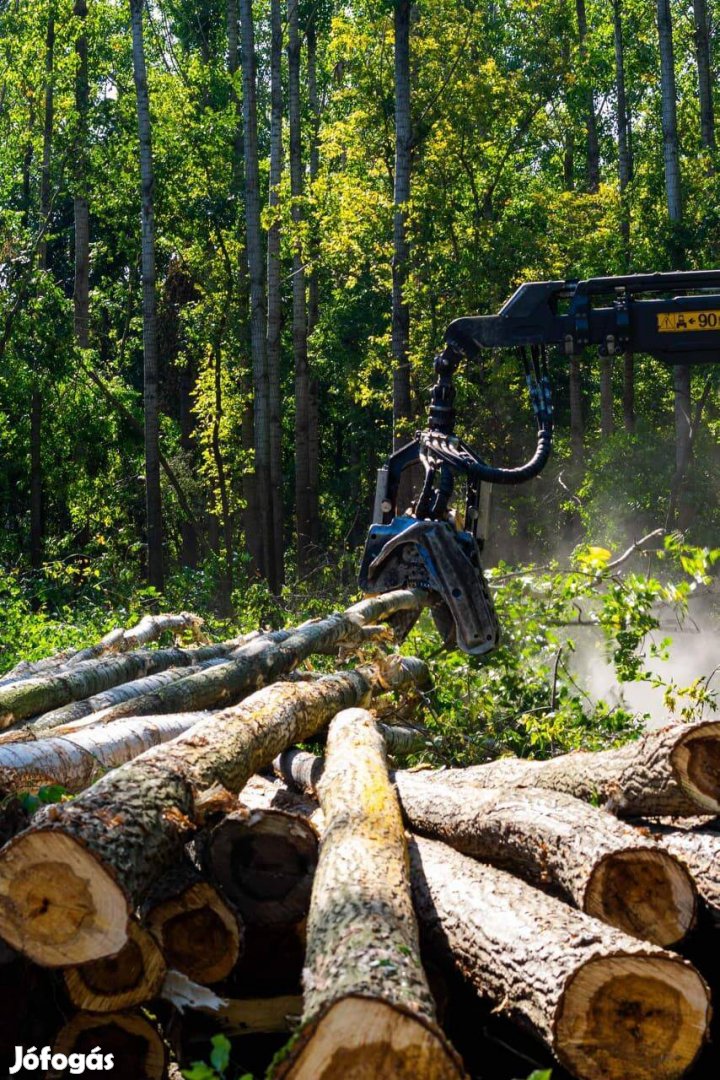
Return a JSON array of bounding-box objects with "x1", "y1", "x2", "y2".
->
[
  {"x1": 0, "y1": 640, "x2": 240, "y2": 728},
  {"x1": 130, "y1": 0, "x2": 164, "y2": 589},
  {"x1": 392, "y1": 0, "x2": 412, "y2": 447},
  {"x1": 576, "y1": 0, "x2": 600, "y2": 193},
  {"x1": 393, "y1": 769, "x2": 696, "y2": 946},
  {"x1": 0, "y1": 654, "x2": 426, "y2": 965},
  {"x1": 63, "y1": 917, "x2": 166, "y2": 1012},
  {"x1": 0, "y1": 712, "x2": 204, "y2": 796},
  {"x1": 273, "y1": 708, "x2": 465, "y2": 1080},
  {"x1": 288, "y1": 0, "x2": 313, "y2": 571},
  {"x1": 410, "y1": 836, "x2": 710, "y2": 1080},
  {"x1": 692, "y1": 0, "x2": 715, "y2": 154},
  {"x1": 417, "y1": 720, "x2": 720, "y2": 817},
  {"x1": 140, "y1": 857, "x2": 242, "y2": 984},
  {"x1": 657, "y1": 0, "x2": 682, "y2": 222},
  {"x1": 239, "y1": 0, "x2": 272, "y2": 582},
  {"x1": 267, "y1": 0, "x2": 284, "y2": 591},
  {"x1": 81, "y1": 590, "x2": 431, "y2": 722}
]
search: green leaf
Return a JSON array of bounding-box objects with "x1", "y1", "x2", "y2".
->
[{"x1": 209, "y1": 1033, "x2": 231, "y2": 1074}]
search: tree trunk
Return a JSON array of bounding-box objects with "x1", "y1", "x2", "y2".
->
[
  {"x1": 130, "y1": 0, "x2": 164, "y2": 590},
  {"x1": 640, "y1": 818, "x2": 720, "y2": 926},
  {"x1": 0, "y1": 654, "x2": 426, "y2": 965},
  {"x1": 416, "y1": 719, "x2": 720, "y2": 818},
  {"x1": 693, "y1": 0, "x2": 715, "y2": 155},
  {"x1": 209, "y1": 994, "x2": 302, "y2": 1036},
  {"x1": 267, "y1": 0, "x2": 284, "y2": 591},
  {"x1": 0, "y1": 640, "x2": 242, "y2": 728},
  {"x1": 569, "y1": 353, "x2": 583, "y2": 466},
  {"x1": 410, "y1": 836, "x2": 710, "y2": 1080},
  {"x1": 273, "y1": 709, "x2": 465, "y2": 1080},
  {"x1": 29, "y1": 390, "x2": 43, "y2": 570},
  {"x1": 63, "y1": 918, "x2": 166, "y2": 1012},
  {"x1": 85, "y1": 590, "x2": 430, "y2": 722},
  {"x1": 576, "y1": 0, "x2": 600, "y2": 193},
  {"x1": 288, "y1": 0, "x2": 312, "y2": 572},
  {"x1": 657, "y1": 0, "x2": 682, "y2": 223},
  {"x1": 204, "y1": 775, "x2": 319, "y2": 926},
  {"x1": 393, "y1": 770, "x2": 695, "y2": 946},
  {"x1": 0, "y1": 712, "x2": 204, "y2": 795},
  {"x1": 613, "y1": 0, "x2": 631, "y2": 256},
  {"x1": 671, "y1": 361, "x2": 692, "y2": 521},
  {"x1": 52, "y1": 1011, "x2": 166, "y2": 1080},
  {"x1": 73, "y1": 0, "x2": 90, "y2": 349},
  {"x1": 141, "y1": 858, "x2": 242, "y2": 984},
  {"x1": 600, "y1": 355, "x2": 613, "y2": 438},
  {"x1": 623, "y1": 349, "x2": 635, "y2": 432},
  {"x1": 239, "y1": 0, "x2": 272, "y2": 582},
  {"x1": 306, "y1": 17, "x2": 321, "y2": 548},
  {"x1": 392, "y1": 0, "x2": 412, "y2": 448}
]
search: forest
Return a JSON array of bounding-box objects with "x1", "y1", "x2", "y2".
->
[{"x1": 2, "y1": 1, "x2": 720, "y2": 1079}]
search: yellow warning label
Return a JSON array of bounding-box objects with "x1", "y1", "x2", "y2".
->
[{"x1": 658, "y1": 310, "x2": 720, "y2": 332}]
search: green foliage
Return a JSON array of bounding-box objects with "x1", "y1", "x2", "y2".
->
[{"x1": 182, "y1": 1034, "x2": 252, "y2": 1080}]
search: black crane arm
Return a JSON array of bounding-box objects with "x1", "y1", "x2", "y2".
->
[{"x1": 445, "y1": 270, "x2": 720, "y2": 364}]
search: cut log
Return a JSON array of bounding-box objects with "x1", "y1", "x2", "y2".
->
[
  {"x1": 0, "y1": 713, "x2": 206, "y2": 795},
  {"x1": 64, "y1": 917, "x2": 166, "y2": 1012},
  {"x1": 0, "y1": 651, "x2": 426, "y2": 966},
  {"x1": 212, "y1": 994, "x2": 302, "y2": 1036},
  {"x1": 0, "y1": 639, "x2": 246, "y2": 729},
  {"x1": 140, "y1": 858, "x2": 242, "y2": 984},
  {"x1": 277, "y1": 751, "x2": 697, "y2": 947},
  {"x1": 393, "y1": 769, "x2": 697, "y2": 946},
  {"x1": 203, "y1": 775, "x2": 319, "y2": 926},
  {"x1": 17, "y1": 663, "x2": 222, "y2": 738},
  {"x1": 410, "y1": 835, "x2": 710, "y2": 1080},
  {"x1": 415, "y1": 719, "x2": 720, "y2": 817},
  {"x1": 51, "y1": 1011, "x2": 166, "y2": 1080},
  {"x1": 640, "y1": 818, "x2": 720, "y2": 925},
  {"x1": 88, "y1": 588, "x2": 431, "y2": 721},
  {"x1": 378, "y1": 721, "x2": 429, "y2": 756},
  {"x1": 274, "y1": 707, "x2": 465, "y2": 1080}
]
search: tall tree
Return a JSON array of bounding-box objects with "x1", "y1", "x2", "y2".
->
[
  {"x1": 306, "y1": 6, "x2": 321, "y2": 548},
  {"x1": 288, "y1": 0, "x2": 312, "y2": 571},
  {"x1": 73, "y1": 0, "x2": 90, "y2": 352},
  {"x1": 575, "y1": 0, "x2": 599, "y2": 193},
  {"x1": 239, "y1": 0, "x2": 273, "y2": 583},
  {"x1": 130, "y1": 0, "x2": 164, "y2": 590},
  {"x1": 267, "y1": 0, "x2": 284, "y2": 589},
  {"x1": 692, "y1": 0, "x2": 715, "y2": 156},
  {"x1": 392, "y1": 0, "x2": 412, "y2": 448},
  {"x1": 612, "y1": 0, "x2": 635, "y2": 433}
]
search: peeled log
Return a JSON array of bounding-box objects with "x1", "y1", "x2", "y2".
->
[
  {"x1": 0, "y1": 713, "x2": 206, "y2": 795},
  {"x1": 90, "y1": 588, "x2": 431, "y2": 722},
  {"x1": 393, "y1": 769, "x2": 697, "y2": 946},
  {"x1": 204, "y1": 775, "x2": 318, "y2": 926},
  {"x1": 274, "y1": 708, "x2": 465, "y2": 1080},
  {"x1": 51, "y1": 1011, "x2": 166, "y2": 1080},
  {"x1": 418, "y1": 719, "x2": 720, "y2": 817},
  {"x1": 0, "y1": 640, "x2": 245, "y2": 729},
  {"x1": 141, "y1": 858, "x2": 242, "y2": 984},
  {"x1": 64, "y1": 918, "x2": 166, "y2": 1012},
  {"x1": 410, "y1": 836, "x2": 710, "y2": 1080},
  {"x1": 0, "y1": 656, "x2": 427, "y2": 965}
]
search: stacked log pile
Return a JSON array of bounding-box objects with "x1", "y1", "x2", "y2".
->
[{"x1": 0, "y1": 600, "x2": 718, "y2": 1079}]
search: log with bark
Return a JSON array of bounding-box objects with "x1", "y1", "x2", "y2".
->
[
  {"x1": 203, "y1": 775, "x2": 319, "y2": 926},
  {"x1": 277, "y1": 752, "x2": 697, "y2": 947},
  {"x1": 140, "y1": 858, "x2": 243, "y2": 984},
  {"x1": 412, "y1": 719, "x2": 720, "y2": 817},
  {"x1": 410, "y1": 835, "x2": 711, "y2": 1080},
  {"x1": 0, "y1": 639, "x2": 247, "y2": 729},
  {"x1": 86, "y1": 588, "x2": 430, "y2": 722},
  {"x1": 0, "y1": 654, "x2": 427, "y2": 965},
  {"x1": 274, "y1": 707, "x2": 465, "y2": 1080},
  {"x1": 0, "y1": 611, "x2": 204, "y2": 688},
  {"x1": 211, "y1": 994, "x2": 302, "y2": 1036},
  {"x1": 0, "y1": 713, "x2": 208, "y2": 795},
  {"x1": 63, "y1": 917, "x2": 166, "y2": 1012},
  {"x1": 51, "y1": 1010, "x2": 166, "y2": 1080}
]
